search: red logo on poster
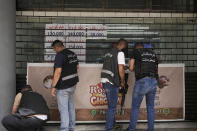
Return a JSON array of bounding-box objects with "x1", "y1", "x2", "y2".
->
[{"x1": 89, "y1": 83, "x2": 121, "y2": 106}]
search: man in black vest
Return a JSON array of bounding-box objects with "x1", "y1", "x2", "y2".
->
[
  {"x1": 50, "y1": 40, "x2": 79, "y2": 131},
  {"x1": 1, "y1": 85, "x2": 49, "y2": 131},
  {"x1": 128, "y1": 43, "x2": 158, "y2": 131},
  {"x1": 101, "y1": 39, "x2": 127, "y2": 131}
]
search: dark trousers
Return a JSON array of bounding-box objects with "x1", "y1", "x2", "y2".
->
[{"x1": 1, "y1": 114, "x2": 44, "y2": 131}]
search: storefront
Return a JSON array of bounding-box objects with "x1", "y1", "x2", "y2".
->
[{"x1": 15, "y1": 0, "x2": 197, "y2": 122}]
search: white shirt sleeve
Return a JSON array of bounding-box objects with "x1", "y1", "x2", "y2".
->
[{"x1": 118, "y1": 52, "x2": 125, "y2": 65}]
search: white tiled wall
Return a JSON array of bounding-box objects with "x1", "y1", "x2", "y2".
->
[{"x1": 16, "y1": 11, "x2": 197, "y2": 18}]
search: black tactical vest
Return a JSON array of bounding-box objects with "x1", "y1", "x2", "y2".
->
[
  {"x1": 134, "y1": 48, "x2": 158, "y2": 80},
  {"x1": 101, "y1": 48, "x2": 120, "y2": 87},
  {"x1": 55, "y1": 49, "x2": 79, "y2": 89},
  {"x1": 18, "y1": 91, "x2": 49, "y2": 117}
]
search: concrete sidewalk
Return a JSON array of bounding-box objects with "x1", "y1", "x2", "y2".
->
[{"x1": 43, "y1": 122, "x2": 197, "y2": 131}]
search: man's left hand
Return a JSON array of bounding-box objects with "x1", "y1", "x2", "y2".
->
[{"x1": 120, "y1": 81, "x2": 125, "y2": 89}]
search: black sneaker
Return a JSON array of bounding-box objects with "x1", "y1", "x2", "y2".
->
[
  {"x1": 124, "y1": 126, "x2": 129, "y2": 131},
  {"x1": 112, "y1": 124, "x2": 122, "y2": 131}
]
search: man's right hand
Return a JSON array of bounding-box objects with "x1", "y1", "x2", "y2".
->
[{"x1": 51, "y1": 88, "x2": 56, "y2": 97}]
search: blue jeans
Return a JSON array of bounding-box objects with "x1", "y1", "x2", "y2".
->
[
  {"x1": 56, "y1": 85, "x2": 76, "y2": 131},
  {"x1": 102, "y1": 82, "x2": 119, "y2": 131},
  {"x1": 129, "y1": 77, "x2": 157, "y2": 131}
]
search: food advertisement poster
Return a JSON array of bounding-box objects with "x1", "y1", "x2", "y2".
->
[{"x1": 27, "y1": 63, "x2": 185, "y2": 122}]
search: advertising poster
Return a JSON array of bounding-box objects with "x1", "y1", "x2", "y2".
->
[{"x1": 27, "y1": 63, "x2": 185, "y2": 122}]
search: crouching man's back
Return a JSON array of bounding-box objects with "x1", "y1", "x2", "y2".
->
[{"x1": 2, "y1": 85, "x2": 49, "y2": 131}]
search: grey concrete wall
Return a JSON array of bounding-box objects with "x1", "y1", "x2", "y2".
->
[{"x1": 0, "y1": 0, "x2": 16, "y2": 130}]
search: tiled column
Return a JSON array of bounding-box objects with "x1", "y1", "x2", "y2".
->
[{"x1": 0, "y1": 0, "x2": 16, "y2": 130}]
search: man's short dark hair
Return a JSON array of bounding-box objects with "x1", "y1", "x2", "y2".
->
[
  {"x1": 134, "y1": 42, "x2": 144, "y2": 49},
  {"x1": 52, "y1": 40, "x2": 64, "y2": 47},
  {"x1": 117, "y1": 38, "x2": 128, "y2": 46},
  {"x1": 21, "y1": 85, "x2": 32, "y2": 92}
]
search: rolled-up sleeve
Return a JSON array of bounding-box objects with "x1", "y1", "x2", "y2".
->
[{"x1": 118, "y1": 52, "x2": 125, "y2": 65}]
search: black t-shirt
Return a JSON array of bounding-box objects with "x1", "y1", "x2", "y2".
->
[
  {"x1": 54, "y1": 50, "x2": 79, "y2": 89},
  {"x1": 130, "y1": 49, "x2": 140, "y2": 73},
  {"x1": 130, "y1": 49, "x2": 140, "y2": 60},
  {"x1": 130, "y1": 49, "x2": 158, "y2": 80},
  {"x1": 54, "y1": 53, "x2": 66, "y2": 69},
  {"x1": 54, "y1": 51, "x2": 79, "y2": 68},
  {"x1": 54, "y1": 52, "x2": 69, "y2": 89},
  {"x1": 54, "y1": 53, "x2": 67, "y2": 89}
]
